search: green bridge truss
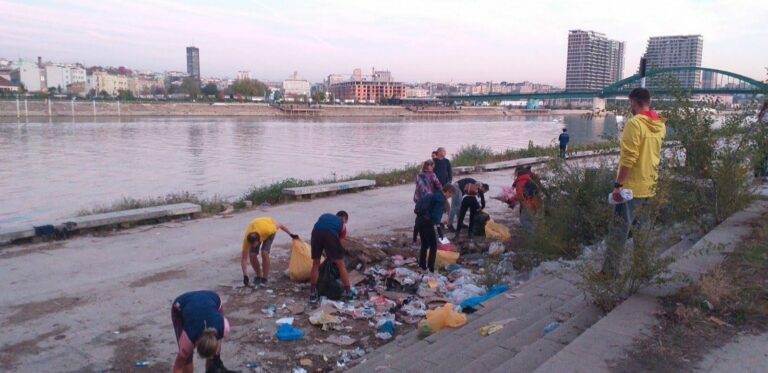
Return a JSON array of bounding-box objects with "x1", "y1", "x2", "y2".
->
[{"x1": 439, "y1": 67, "x2": 768, "y2": 102}]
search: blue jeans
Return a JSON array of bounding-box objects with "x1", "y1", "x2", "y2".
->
[{"x1": 602, "y1": 198, "x2": 649, "y2": 277}]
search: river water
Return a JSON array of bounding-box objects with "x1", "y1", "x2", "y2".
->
[{"x1": 0, "y1": 115, "x2": 617, "y2": 227}]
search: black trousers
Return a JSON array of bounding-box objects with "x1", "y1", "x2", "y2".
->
[
  {"x1": 456, "y1": 196, "x2": 480, "y2": 237},
  {"x1": 416, "y1": 215, "x2": 437, "y2": 272}
]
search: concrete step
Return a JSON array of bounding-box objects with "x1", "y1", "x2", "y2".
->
[
  {"x1": 489, "y1": 301, "x2": 603, "y2": 373},
  {"x1": 449, "y1": 293, "x2": 588, "y2": 372},
  {"x1": 60, "y1": 203, "x2": 201, "y2": 230},
  {"x1": 351, "y1": 274, "x2": 560, "y2": 372},
  {"x1": 380, "y1": 276, "x2": 579, "y2": 371}
]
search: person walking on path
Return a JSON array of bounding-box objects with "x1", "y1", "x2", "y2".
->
[
  {"x1": 241, "y1": 217, "x2": 298, "y2": 287},
  {"x1": 171, "y1": 290, "x2": 231, "y2": 373},
  {"x1": 506, "y1": 166, "x2": 541, "y2": 231},
  {"x1": 602, "y1": 88, "x2": 666, "y2": 277},
  {"x1": 415, "y1": 184, "x2": 453, "y2": 272},
  {"x1": 309, "y1": 211, "x2": 352, "y2": 303},
  {"x1": 413, "y1": 160, "x2": 442, "y2": 245},
  {"x1": 558, "y1": 128, "x2": 570, "y2": 159},
  {"x1": 433, "y1": 147, "x2": 453, "y2": 186}
]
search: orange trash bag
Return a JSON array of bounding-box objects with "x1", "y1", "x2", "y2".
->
[
  {"x1": 288, "y1": 239, "x2": 322, "y2": 282},
  {"x1": 424, "y1": 303, "x2": 468, "y2": 333}
]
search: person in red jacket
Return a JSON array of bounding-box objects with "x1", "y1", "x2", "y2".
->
[{"x1": 506, "y1": 166, "x2": 540, "y2": 231}]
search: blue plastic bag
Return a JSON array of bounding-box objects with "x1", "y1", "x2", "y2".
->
[
  {"x1": 377, "y1": 320, "x2": 396, "y2": 335},
  {"x1": 460, "y1": 284, "x2": 510, "y2": 311},
  {"x1": 275, "y1": 323, "x2": 305, "y2": 341}
]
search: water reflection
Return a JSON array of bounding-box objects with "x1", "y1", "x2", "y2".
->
[{"x1": 0, "y1": 116, "x2": 617, "y2": 227}]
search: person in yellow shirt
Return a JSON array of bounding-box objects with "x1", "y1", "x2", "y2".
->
[
  {"x1": 241, "y1": 217, "x2": 298, "y2": 287},
  {"x1": 603, "y1": 88, "x2": 666, "y2": 277}
]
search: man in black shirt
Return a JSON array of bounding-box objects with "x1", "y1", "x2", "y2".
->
[
  {"x1": 433, "y1": 147, "x2": 452, "y2": 186},
  {"x1": 456, "y1": 177, "x2": 489, "y2": 209}
]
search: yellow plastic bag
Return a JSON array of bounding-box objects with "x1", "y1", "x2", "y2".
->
[
  {"x1": 434, "y1": 250, "x2": 459, "y2": 269},
  {"x1": 485, "y1": 220, "x2": 511, "y2": 242},
  {"x1": 288, "y1": 240, "x2": 321, "y2": 282},
  {"x1": 424, "y1": 303, "x2": 468, "y2": 333}
]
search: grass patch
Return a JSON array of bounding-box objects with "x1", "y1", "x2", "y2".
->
[
  {"x1": 77, "y1": 191, "x2": 228, "y2": 216},
  {"x1": 77, "y1": 141, "x2": 614, "y2": 218},
  {"x1": 452, "y1": 141, "x2": 618, "y2": 167},
  {"x1": 615, "y1": 215, "x2": 768, "y2": 371}
]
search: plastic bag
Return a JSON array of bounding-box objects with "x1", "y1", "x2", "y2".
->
[
  {"x1": 317, "y1": 260, "x2": 343, "y2": 300},
  {"x1": 485, "y1": 220, "x2": 511, "y2": 242},
  {"x1": 424, "y1": 303, "x2": 467, "y2": 333},
  {"x1": 434, "y1": 250, "x2": 459, "y2": 269},
  {"x1": 450, "y1": 284, "x2": 485, "y2": 305},
  {"x1": 276, "y1": 323, "x2": 305, "y2": 341},
  {"x1": 288, "y1": 239, "x2": 322, "y2": 282}
]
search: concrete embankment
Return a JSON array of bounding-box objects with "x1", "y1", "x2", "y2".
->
[{"x1": 0, "y1": 100, "x2": 590, "y2": 118}]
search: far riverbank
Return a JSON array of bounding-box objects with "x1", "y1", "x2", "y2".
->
[{"x1": 0, "y1": 100, "x2": 592, "y2": 118}]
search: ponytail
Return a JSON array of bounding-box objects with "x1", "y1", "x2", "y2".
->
[{"x1": 196, "y1": 327, "x2": 218, "y2": 359}]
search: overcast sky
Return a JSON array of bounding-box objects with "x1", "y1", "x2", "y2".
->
[{"x1": 1, "y1": 0, "x2": 766, "y2": 86}]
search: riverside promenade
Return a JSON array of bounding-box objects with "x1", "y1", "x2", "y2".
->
[{"x1": 0, "y1": 166, "x2": 526, "y2": 371}]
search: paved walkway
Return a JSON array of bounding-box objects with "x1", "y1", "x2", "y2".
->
[
  {"x1": 696, "y1": 333, "x2": 768, "y2": 372},
  {"x1": 0, "y1": 168, "x2": 528, "y2": 371}
]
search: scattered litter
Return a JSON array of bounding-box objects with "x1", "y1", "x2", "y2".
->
[
  {"x1": 349, "y1": 270, "x2": 367, "y2": 285},
  {"x1": 460, "y1": 285, "x2": 509, "y2": 311},
  {"x1": 543, "y1": 322, "x2": 560, "y2": 335},
  {"x1": 113, "y1": 331, "x2": 120, "y2": 334},
  {"x1": 449, "y1": 284, "x2": 485, "y2": 305},
  {"x1": 488, "y1": 241, "x2": 505, "y2": 256},
  {"x1": 134, "y1": 361, "x2": 150, "y2": 368},
  {"x1": 299, "y1": 358, "x2": 313, "y2": 367},
  {"x1": 309, "y1": 309, "x2": 341, "y2": 330},
  {"x1": 261, "y1": 305, "x2": 276, "y2": 317},
  {"x1": 377, "y1": 320, "x2": 396, "y2": 336},
  {"x1": 325, "y1": 334, "x2": 356, "y2": 346},
  {"x1": 703, "y1": 300, "x2": 714, "y2": 311},
  {"x1": 422, "y1": 303, "x2": 468, "y2": 335},
  {"x1": 337, "y1": 347, "x2": 366, "y2": 368},
  {"x1": 371, "y1": 296, "x2": 397, "y2": 312},
  {"x1": 480, "y1": 323, "x2": 504, "y2": 336},
  {"x1": 292, "y1": 368, "x2": 307, "y2": 373},
  {"x1": 505, "y1": 293, "x2": 524, "y2": 300},
  {"x1": 276, "y1": 323, "x2": 305, "y2": 341},
  {"x1": 276, "y1": 317, "x2": 295, "y2": 325},
  {"x1": 709, "y1": 316, "x2": 732, "y2": 327},
  {"x1": 266, "y1": 289, "x2": 274, "y2": 294},
  {"x1": 246, "y1": 362, "x2": 260, "y2": 369}
]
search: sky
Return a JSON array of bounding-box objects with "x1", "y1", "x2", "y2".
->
[{"x1": 1, "y1": 0, "x2": 766, "y2": 86}]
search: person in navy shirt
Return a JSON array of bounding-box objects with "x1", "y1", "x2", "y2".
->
[
  {"x1": 558, "y1": 128, "x2": 570, "y2": 159},
  {"x1": 309, "y1": 211, "x2": 351, "y2": 303},
  {"x1": 171, "y1": 290, "x2": 230, "y2": 373}
]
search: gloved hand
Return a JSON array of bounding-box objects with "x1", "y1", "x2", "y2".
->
[
  {"x1": 243, "y1": 275, "x2": 249, "y2": 287},
  {"x1": 290, "y1": 234, "x2": 299, "y2": 240}
]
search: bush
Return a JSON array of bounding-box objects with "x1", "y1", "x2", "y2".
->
[
  {"x1": 241, "y1": 178, "x2": 315, "y2": 205},
  {"x1": 520, "y1": 160, "x2": 615, "y2": 260},
  {"x1": 78, "y1": 191, "x2": 228, "y2": 216}
]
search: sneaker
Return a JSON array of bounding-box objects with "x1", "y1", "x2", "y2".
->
[
  {"x1": 342, "y1": 288, "x2": 356, "y2": 301},
  {"x1": 258, "y1": 277, "x2": 268, "y2": 286},
  {"x1": 309, "y1": 288, "x2": 319, "y2": 304}
]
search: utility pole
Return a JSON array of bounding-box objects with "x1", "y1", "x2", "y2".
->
[{"x1": 640, "y1": 57, "x2": 648, "y2": 88}]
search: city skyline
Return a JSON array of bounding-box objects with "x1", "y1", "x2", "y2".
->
[{"x1": 1, "y1": 0, "x2": 766, "y2": 86}]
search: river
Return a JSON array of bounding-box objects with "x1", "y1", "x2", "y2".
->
[{"x1": 0, "y1": 115, "x2": 618, "y2": 227}]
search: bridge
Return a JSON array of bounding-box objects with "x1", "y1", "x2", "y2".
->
[{"x1": 438, "y1": 67, "x2": 768, "y2": 102}]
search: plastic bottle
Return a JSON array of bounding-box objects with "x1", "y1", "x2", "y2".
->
[
  {"x1": 543, "y1": 322, "x2": 560, "y2": 335},
  {"x1": 135, "y1": 361, "x2": 150, "y2": 367}
]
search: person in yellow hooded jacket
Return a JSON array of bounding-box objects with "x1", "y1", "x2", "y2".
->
[
  {"x1": 602, "y1": 88, "x2": 666, "y2": 277},
  {"x1": 242, "y1": 217, "x2": 298, "y2": 287}
]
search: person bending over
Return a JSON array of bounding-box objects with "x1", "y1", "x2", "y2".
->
[
  {"x1": 309, "y1": 211, "x2": 352, "y2": 303},
  {"x1": 241, "y1": 217, "x2": 298, "y2": 287},
  {"x1": 171, "y1": 290, "x2": 230, "y2": 373}
]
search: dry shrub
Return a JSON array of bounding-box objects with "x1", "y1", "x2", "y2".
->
[{"x1": 695, "y1": 266, "x2": 733, "y2": 309}]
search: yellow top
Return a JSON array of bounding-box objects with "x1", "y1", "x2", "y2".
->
[
  {"x1": 242, "y1": 217, "x2": 278, "y2": 252},
  {"x1": 619, "y1": 113, "x2": 667, "y2": 198}
]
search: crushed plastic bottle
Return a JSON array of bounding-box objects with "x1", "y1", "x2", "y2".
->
[
  {"x1": 135, "y1": 361, "x2": 150, "y2": 367},
  {"x1": 246, "y1": 362, "x2": 260, "y2": 369},
  {"x1": 543, "y1": 322, "x2": 560, "y2": 335}
]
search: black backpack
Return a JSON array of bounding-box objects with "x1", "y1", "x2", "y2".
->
[
  {"x1": 414, "y1": 193, "x2": 432, "y2": 217},
  {"x1": 317, "y1": 260, "x2": 343, "y2": 300}
]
